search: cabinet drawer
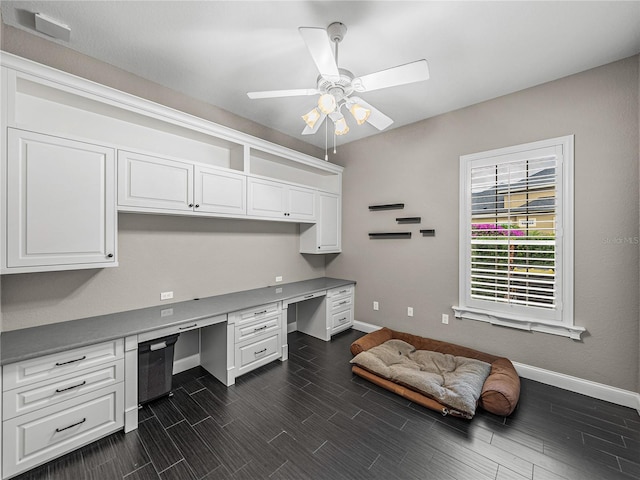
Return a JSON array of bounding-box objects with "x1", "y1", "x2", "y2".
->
[
  {"x1": 330, "y1": 295, "x2": 353, "y2": 312},
  {"x1": 331, "y1": 308, "x2": 353, "y2": 332},
  {"x1": 137, "y1": 314, "x2": 226, "y2": 343},
  {"x1": 230, "y1": 302, "x2": 280, "y2": 327},
  {"x1": 235, "y1": 316, "x2": 281, "y2": 344},
  {"x1": 327, "y1": 285, "x2": 353, "y2": 299},
  {"x1": 3, "y1": 360, "x2": 124, "y2": 420},
  {"x1": 236, "y1": 333, "x2": 281, "y2": 376},
  {"x1": 2, "y1": 384, "x2": 124, "y2": 478},
  {"x1": 3, "y1": 339, "x2": 124, "y2": 391}
]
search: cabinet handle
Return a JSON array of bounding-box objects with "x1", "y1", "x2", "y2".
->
[
  {"x1": 253, "y1": 325, "x2": 267, "y2": 332},
  {"x1": 254, "y1": 310, "x2": 267, "y2": 316},
  {"x1": 55, "y1": 381, "x2": 87, "y2": 393},
  {"x1": 55, "y1": 417, "x2": 86, "y2": 433},
  {"x1": 107, "y1": 253, "x2": 114, "y2": 258},
  {"x1": 188, "y1": 203, "x2": 194, "y2": 207},
  {"x1": 178, "y1": 324, "x2": 198, "y2": 330},
  {"x1": 195, "y1": 204, "x2": 200, "y2": 208},
  {"x1": 338, "y1": 317, "x2": 347, "y2": 323},
  {"x1": 55, "y1": 356, "x2": 87, "y2": 367},
  {"x1": 338, "y1": 300, "x2": 348, "y2": 305},
  {"x1": 254, "y1": 348, "x2": 267, "y2": 356},
  {"x1": 304, "y1": 294, "x2": 314, "y2": 299}
]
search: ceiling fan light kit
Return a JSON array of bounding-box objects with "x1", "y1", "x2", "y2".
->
[{"x1": 247, "y1": 21, "x2": 430, "y2": 148}]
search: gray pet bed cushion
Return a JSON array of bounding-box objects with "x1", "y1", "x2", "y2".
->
[{"x1": 350, "y1": 339, "x2": 492, "y2": 418}]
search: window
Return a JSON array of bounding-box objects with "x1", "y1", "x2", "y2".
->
[{"x1": 454, "y1": 136, "x2": 584, "y2": 339}]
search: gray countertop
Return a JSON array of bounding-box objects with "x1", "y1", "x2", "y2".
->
[{"x1": 1, "y1": 277, "x2": 355, "y2": 365}]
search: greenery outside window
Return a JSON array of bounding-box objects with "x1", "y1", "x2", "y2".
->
[{"x1": 454, "y1": 136, "x2": 584, "y2": 339}]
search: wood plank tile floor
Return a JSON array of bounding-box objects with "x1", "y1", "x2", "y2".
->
[{"x1": 14, "y1": 329, "x2": 640, "y2": 480}]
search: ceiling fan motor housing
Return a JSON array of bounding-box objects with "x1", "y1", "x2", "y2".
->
[{"x1": 327, "y1": 22, "x2": 347, "y2": 43}]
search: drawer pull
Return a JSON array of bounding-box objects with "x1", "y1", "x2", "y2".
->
[
  {"x1": 304, "y1": 294, "x2": 314, "y2": 299},
  {"x1": 254, "y1": 310, "x2": 267, "y2": 316},
  {"x1": 253, "y1": 325, "x2": 267, "y2": 332},
  {"x1": 55, "y1": 417, "x2": 86, "y2": 433},
  {"x1": 338, "y1": 289, "x2": 348, "y2": 294},
  {"x1": 55, "y1": 381, "x2": 87, "y2": 393},
  {"x1": 338, "y1": 317, "x2": 347, "y2": 323},
  {"x1": 178, "y1": 324, "x2": 198, "y2": 330},
  {"x1": 55, "y1": 356, "x2": 87, "y2": 367},
  {"x1": 254, "y1": 348, "x2": 267, "y2": 356},
  {"x1": 338, "y1": 300, "x2": 348, "y2": 305}
]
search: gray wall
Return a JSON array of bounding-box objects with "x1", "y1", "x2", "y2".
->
[
  {"x1": 327, "y1": 56, "x2": 640, "y2": 393},
  {"x1": 0, "y1": 26, "x2": 326, "y2": 331}
]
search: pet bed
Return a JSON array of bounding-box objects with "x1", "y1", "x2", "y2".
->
[{"x1": 350, "y1": 328, "x2": 520, "y2": 418}]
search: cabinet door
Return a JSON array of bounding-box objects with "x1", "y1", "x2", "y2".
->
[
  {"x1": 318, "y1": 192, "x2": 341, "y2": 252},
  {"x1": 118, "y1": 150, "x2": 194, "y2": 212},
  {"x1": 6, "y1": 129, "x2": 116, "y2": 270},
  {"x1": 247, "y1": 177, "x2": 286, "y2": 218},
  {"x1": 287, "y1": 185, "x2": 316, "y2": 221},
  {"x1": 195, "y1": 166, "x2": 246, "y2": 215}
]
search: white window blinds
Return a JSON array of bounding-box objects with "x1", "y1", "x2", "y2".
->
[
  {"x1": 456, "y1": 136, "x2": 581, "y2": 338},
  {"x1": 470, "y1": 154, "x2": 558, "y2": 311}
]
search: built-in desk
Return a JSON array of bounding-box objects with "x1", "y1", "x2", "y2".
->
[{"x1": 0, "y1": 277, "x2": 355, "y2": 479}]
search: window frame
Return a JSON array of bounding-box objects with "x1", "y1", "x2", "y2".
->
[{"x1": 454, "y1": 135, "x2": 584, "y2": 339}]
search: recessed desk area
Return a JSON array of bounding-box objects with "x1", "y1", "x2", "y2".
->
[{"x1": 0, "y1": 277, "x2": 355, "y2": 479}]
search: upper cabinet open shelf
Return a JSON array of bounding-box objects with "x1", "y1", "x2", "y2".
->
[{"x1": 4, "y1": 54, "x2": 342, "y2": 188}]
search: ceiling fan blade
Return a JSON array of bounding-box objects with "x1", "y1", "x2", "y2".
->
[
  {"x1": 354, "y1": 59, "x2": 430, "y2": 92},
  {"x1": 299, "y1": 27, "x2": 340, "y2": 81},
  {"x1": 302, "y1": 113, "x2": 327, "y2": 135},
  {"x1": 350, "y1": 97, "x2": 394, "y2": 130},
  {"x1": 247, "y1": 88, "x2": 318, "y2": 99}
]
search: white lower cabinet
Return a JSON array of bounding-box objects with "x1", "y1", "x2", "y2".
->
[
  {"x1": 327, "y1": 285, "x2": 355, "y2": 336},
  {"x1": 222, "y1": 302, "x2": 283, "y2": 384},
  {"x1": 2, "y1": 385, "x2": 123, "y2": 479},
  {"x1": 1, "y1": 340, "x2": 125, "y2": 478}
]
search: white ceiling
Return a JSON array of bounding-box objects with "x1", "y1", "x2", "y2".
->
[{"x1": 2, "y1": 1, "x2": 640, "y2": 149}]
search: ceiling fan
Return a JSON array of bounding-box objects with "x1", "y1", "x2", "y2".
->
[{"x1": 247, "y1": 22, "x2": 430, "y2": 137}]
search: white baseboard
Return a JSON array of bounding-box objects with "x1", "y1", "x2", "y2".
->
[
  {"x1": 173, "y1": 353, "x2": 200, "y2": 375},
  {"x1": 353, "y1": 320, "x2": 381, "y2": 333},
  {"x1": 287, "y1": 321, "x2": 297, "y2": 334},
  {"x1": 352, "y1": 320, "x2": 640, "y2": 414},
  {"x1": 514, "y1": 362, "x2": 640, "y2": 414}
]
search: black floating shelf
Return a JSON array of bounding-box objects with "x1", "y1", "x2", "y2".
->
[
  {"x1": 369, "y1": 203, "x2": 405, "y2": 211},
  {"x1": 369, "y1": 232, "x2": 412, "y2": 239},
  {"x1": 396, "y1": 217, "x2": 421, "y2": 224},
  {"x1": 420, "y1": 229, "x2": 436, "y2": 237}
]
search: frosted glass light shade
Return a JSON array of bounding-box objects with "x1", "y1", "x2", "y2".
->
[
  {"x1": 349, "y1": 103, "x2": 371, "y2": 125},
  {"x1": 302, "y1": 108, "x2": 321, "y2": 128},
  {"x1": 334, "y1": 116, "x2": 349, "y2": 136},
  {"x1": 318, "y1": 93, "x2": 336, "y2": 114}
]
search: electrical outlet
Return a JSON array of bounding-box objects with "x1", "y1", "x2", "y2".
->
[
  {"x1": 442, "y1": 313, "x2": 449, "y2": 324},
  {"x1": 373, "y1": 301, "x2": 379, "y2": 311},
  {"x1": 407, "y1": 307, "x2": 414, "y2": 317},
  {"x1": 275, "y1": 276, "x2": 283, "y2": 283},
  {"x1": 160, "y1": 291, "x2": 173, "y2": 300}
]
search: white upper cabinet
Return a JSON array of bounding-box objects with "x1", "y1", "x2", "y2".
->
[
  {"x1": 118, "y1": 150, "x2": 194, "y2": 212},
  {"x1": 300, "y1": 191, "x2": 341, "y2": 254},
  {"x1": 195, "y1": 166, "x2": 246, "y2": 215},
  {"x1": 247, "y1": 177, "x2": 315, "y2": 221},
  {"x1": 118, "y1": 151, "x2": 247, "y2": 216},
  {"x1": 5, "y1": 129, "x2": 117, "y2": 273}
]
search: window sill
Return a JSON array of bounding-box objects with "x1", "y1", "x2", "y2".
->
[{"x1": 452, "y1": 306, "x2": 586, "y2": 340}]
